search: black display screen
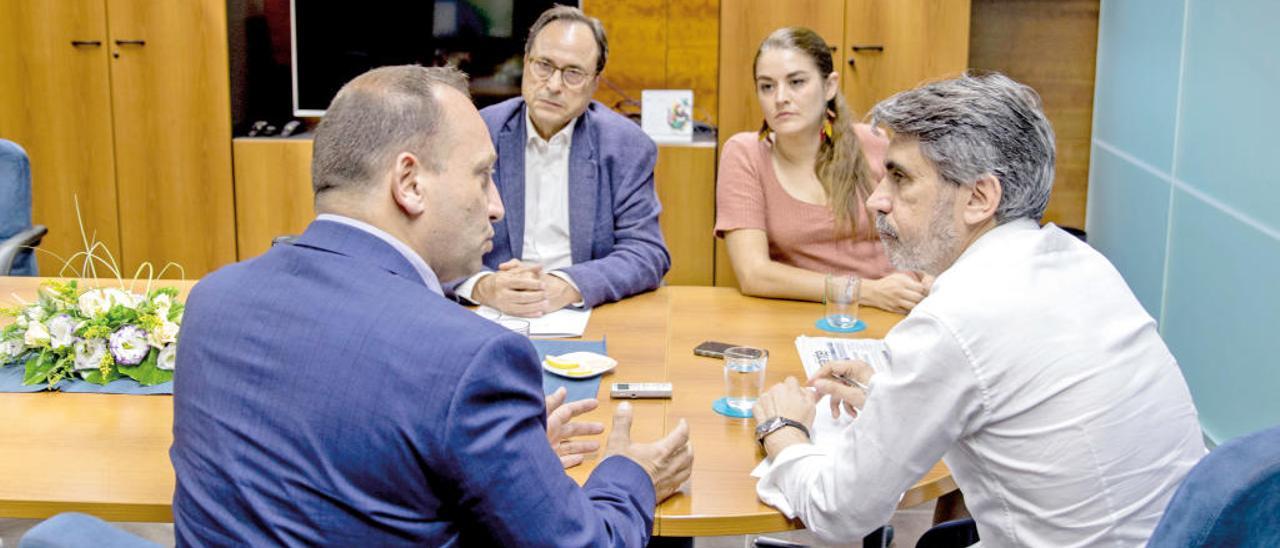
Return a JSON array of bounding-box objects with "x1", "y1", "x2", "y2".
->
[{"x1": 291, "y1": 0, "x2": 575, "y2": 116}]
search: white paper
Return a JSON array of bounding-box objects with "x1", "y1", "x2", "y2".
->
[{"x1": 475, "y1": 306, "x2": 591, "y2": 339}]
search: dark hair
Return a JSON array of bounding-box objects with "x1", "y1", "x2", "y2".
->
[
  {"x1": 525, "y1": 5, "x2": 609, "y2": 74},
  {"x1": 311, "y1": 65, "x2": 469, "y2": 197},
  {"x1": 870, "y1": 71, "x2": 1056, "y2": 223},
  {"x1": 754, "y1": 27, "x2": 873, "y2": 235}
]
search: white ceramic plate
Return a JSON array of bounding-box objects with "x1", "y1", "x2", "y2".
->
[{"x1": 542, "y1": 351, "x2": 618, "y2": 379}]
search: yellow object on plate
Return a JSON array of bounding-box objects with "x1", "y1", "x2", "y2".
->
[
  {"x1": 544, "y1": 354, "x2": 581, "y2": 370},
  {"x1": 542, "y1": 351, "x2": 618, "y2": 378}
]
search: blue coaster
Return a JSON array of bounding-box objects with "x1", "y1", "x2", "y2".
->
[
  {"x1": 816, "y1": 317, "x2": 866, "y2": 333},
  {"x1": 712, "y1": 397, "x2": 754, "y2": 419}
]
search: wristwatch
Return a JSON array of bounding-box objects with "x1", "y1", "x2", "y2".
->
[{"x1": 755, "y1": 416, "x2": 811, "y2": 450}]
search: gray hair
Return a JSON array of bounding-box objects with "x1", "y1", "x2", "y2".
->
[
  {"x1": 870, "y1": 71, "x2": 1056, "y2": 223},
  {"x1": 524, "y1": 5, "x2": 609, "y2": 74},
  {"x1": 312, "y1": 65, "x2": 469, "y2": 196}
]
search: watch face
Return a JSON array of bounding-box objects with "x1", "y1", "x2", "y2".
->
[{"x1": 755, "y1": 417, "x2": 783, "y2": 440}]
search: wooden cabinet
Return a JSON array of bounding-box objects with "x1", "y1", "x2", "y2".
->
[
  {"x1": 0, "y1": 0, "x2": 235, "y2": 278},
  {"x1": 232, "y1": 138, "x2": 314, "y2": 261},
  {"x1": 0, "y1": 0, "x2": 120, "y2": 277},
  {"x1": 843, "y1": 0, "x2": 971, "y2": 116},
  {"x1": 714, "y1": 0, "x2": 970, "y2": 287}
]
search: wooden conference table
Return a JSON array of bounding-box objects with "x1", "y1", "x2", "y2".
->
[{"x1": 0, "y1": 277, "x2": 954, "y2": 536}]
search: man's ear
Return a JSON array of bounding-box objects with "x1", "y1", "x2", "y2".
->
[
  {"x1": 391, "y1": 152, "x2": 428, "y2": 216},
  {"x1": 963, "y1": 174, "x2": 1002, "y2": 226}
]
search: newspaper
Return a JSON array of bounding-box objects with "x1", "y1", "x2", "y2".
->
[{"x1": 794, "y1": 335, "x2": 890, "y2": 378}]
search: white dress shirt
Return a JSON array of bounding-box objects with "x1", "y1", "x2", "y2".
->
[
  {"x1": 454, "y1": 113, "x2": 581, "y2": 304},
  {"x1": 757, "y1": 219, "x2": 1205, "y2": 546}
]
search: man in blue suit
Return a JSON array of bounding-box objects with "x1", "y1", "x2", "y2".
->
[
  {"x1": 451, "y1": 6, "x2": 670, "y2": 316},
  {"x1": 171, "y1": 65, "x2": 693, "y2": 546}
]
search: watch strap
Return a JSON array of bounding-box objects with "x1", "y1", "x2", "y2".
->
[{"x1": 757, "y1": 417, "x2": 810, "y2": 448}]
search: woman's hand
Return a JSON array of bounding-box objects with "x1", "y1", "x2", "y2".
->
[{"x1": 861, "y1": 272, "x2": 931, "y2": 314}]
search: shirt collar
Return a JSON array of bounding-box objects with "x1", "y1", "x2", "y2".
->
[
  {"x1": 525, "y1": 109, "x2": 576, "y2": 150},
  {"x1": 315, "y1": 213, "x2": 443, "y2": 296}
]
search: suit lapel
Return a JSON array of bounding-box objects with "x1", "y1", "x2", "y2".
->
[
  {"x1": 567, "y1": 112, "x2": 597, "y2": 264},
  {"x1": 498, "y1": 106, "x2": 527, "y2": 259}
]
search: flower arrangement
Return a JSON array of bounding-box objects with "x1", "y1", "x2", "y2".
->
[
  {"x1": 1, "y1": 280, "x2": 183, "y2": 386},
  {"x1": 1, "y1": 198, "x2": 185, "y2": 388}
]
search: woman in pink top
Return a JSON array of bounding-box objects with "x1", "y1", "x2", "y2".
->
[{"x1": 715, "y1": 27, "x2": 930, "y2": 313}]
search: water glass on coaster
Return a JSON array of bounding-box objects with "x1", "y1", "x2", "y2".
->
[
  {"x1": 713, "y1": 346, "x2": 768, "y2": 419},
  {"x1": 819, "y1": 273, "x2": 865, "y2": 333}
]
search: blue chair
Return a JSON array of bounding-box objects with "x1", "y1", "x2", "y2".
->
[
  {"x1": 18, "y1": 513, "x2": 158, "y2": 548},
  {"x1": 1147, "y1": 425, "x2": 1280, "y2": 547},
  {"x1": 0, "y1": 139, "x2": 46, "y2": 276}
]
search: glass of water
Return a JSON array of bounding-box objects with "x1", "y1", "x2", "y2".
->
[
  {"x1": 723, "y1": 346, "x2": 768, "y2": 416},
  {"x1": 824, "y1": 274, "x2": 861, "y2": 329}
]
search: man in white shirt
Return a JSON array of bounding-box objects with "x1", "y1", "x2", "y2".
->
[
  {"x1": 450, "y1": 6, "x2": 670, "y2": 315},
  {"x1": 751, "y1": 72, "x2": 1205, "y2": 546}
]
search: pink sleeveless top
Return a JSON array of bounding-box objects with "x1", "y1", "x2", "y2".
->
[{"x1": 714, "y1": 129, "x2": 893, "y2": 279}]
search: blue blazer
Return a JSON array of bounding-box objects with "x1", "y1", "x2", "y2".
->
[
  {"x1": 172, "y1": 220, "x2": 656, "y2": 546},
  {"x1": 474, "y1": 98, "x2": 670, "y2": 307}
]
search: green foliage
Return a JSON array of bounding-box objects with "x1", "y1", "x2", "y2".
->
[
  {"x1": 117, "y1": 349, "x2": 173, "y2": 386},
  {"x1": 22, "y1": 351, "x2": 72, "y2": 386},
  {"x1": 81, "y1": 368, "x2": 122, "y2": 385},
  {"x1": 167, "y1": 302, "x2": 185, "y2": 322}
]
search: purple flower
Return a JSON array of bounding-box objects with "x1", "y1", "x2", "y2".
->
[{"x1": 109, "y1": 325, "x2": 150, "y2": 366}]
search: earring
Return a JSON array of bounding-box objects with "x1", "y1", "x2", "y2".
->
[
  {"x1": 758, "y1": 119, "x2": 771, "y2": 141},
  {"x1": 820, "y1": 108, "x2": 836, "y2": 142}
]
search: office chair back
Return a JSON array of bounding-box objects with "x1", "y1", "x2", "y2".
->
[
  {"x1": 0, "y1": 139, "x2": 43, "y2": 276},
  {"x1": 1147, "y1": 425, "x2": 1280, "y2": 547}
]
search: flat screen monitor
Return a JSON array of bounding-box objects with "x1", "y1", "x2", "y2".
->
[{"x1": 290, "y1": 0, "x2": 576, "y2": 117}]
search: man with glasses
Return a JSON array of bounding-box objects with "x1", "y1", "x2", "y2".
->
[{"x1": 450, "y1": 5, "x2": 670, "y2": 316}]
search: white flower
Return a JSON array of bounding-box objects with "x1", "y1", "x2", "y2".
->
[
  {"x1": 147, "y1": 320, "x2": 180, "y2": 348},
  {"x1": 23, "y1": 305, "x2": 44, "y2": 324},
  {"x1": 0, "y1": 338, "x2": 24, "y2": 362},
  {"x1": 157, "y1": 343, "x2": 177, "y2": 371},
  {"x1": 78, "y1": 288, "x2": 135, "y2": 317},
  {"x1": 73, "y1": 338, "x2": 108, "y2": 371},
  {"x1": 48, "y1": 314, "x2": 77, "y2": 350},
  {"x1": 152, "y1": 293, "x2": 173, "y2": 319},
  {"x1": 24, "y1": 321, "x2": 50, "y2": 347}
]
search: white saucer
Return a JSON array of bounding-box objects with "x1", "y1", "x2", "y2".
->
[{"x1": 542, "y1": 351, "x2": 618, "y2": 379}]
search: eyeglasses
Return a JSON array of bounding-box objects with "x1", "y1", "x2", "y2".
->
[{"x1": 527, "y1": 56, "x2": 594, "y2": 88}]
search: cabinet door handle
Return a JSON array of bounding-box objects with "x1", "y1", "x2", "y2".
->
[
  {"x1": 114, "y1": 39, "x2": 146, "y2": 46},
  {"x1": 71, "y1": 40, "x2": 103, "y2": 47},
  {"x1": 851, "y1": 45, "x2": 885, "y2": 52}
]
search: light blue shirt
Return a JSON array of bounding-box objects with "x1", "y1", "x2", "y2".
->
[{"x1": 315, "y1": 214, "x2": 442, "y2": 296}]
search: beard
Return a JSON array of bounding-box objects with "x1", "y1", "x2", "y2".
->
[{"x1": 876, "y1": 191, "x2": 960, "y2": 275}]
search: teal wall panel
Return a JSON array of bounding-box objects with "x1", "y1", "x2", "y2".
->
[
  {"x1": 1175, "y1": 0, "x2": 1280, "y2": 230},
  {"x1": 1092, "y1": 0, "x2": 1280, "y2": 444},
  {"x1": 1086, "y1": 145, "x2": 1170, "y2": 319},
  {"x1": 1092, "y1": 0, "x2": 1183, "y2": 171},
  {"x1": 1161, "y1": 191, "x2": 1280, "y2": 441}
]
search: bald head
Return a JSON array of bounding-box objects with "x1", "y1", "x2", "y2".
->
[{"x1": 311, "y1": 65, "x2": 470, "y2": 199}]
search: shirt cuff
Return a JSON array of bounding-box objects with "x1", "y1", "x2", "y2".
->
[
  {"x1": 454, "y1": 271, "x2": 493, "y2": 305},
  {"x1": 548, "y1": 270, "x2": 586, "y2": 308},
  {"x1": 754, "y1": 442, "x2": 827, "y2": 519}
]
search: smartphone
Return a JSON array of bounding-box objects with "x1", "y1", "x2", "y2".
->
[
  {"x1": 610, "y1": 382, "x2": 673, "y2": 399},
  {"x1": 693, "y1": 340, "x2": 739, "y2": 359}
]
